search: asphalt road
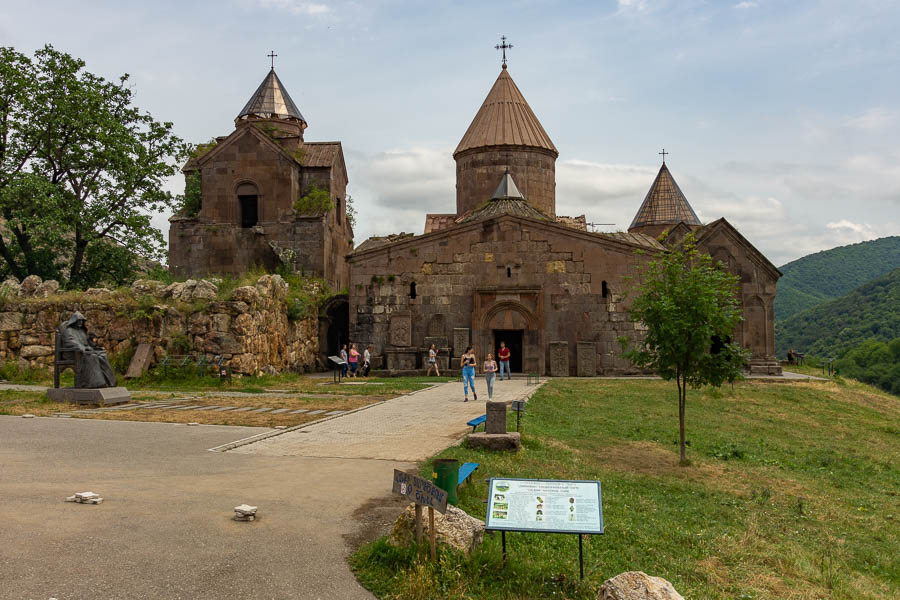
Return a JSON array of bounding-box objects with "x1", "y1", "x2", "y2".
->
[{"x1": 0, "y1": 416, "x2": 410, "y2": 600}]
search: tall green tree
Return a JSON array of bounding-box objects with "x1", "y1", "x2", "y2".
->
[
  {"x1": 621, "y1": 235, "x2": 749, "y2": 464},
  {"x1": 0, "y1": 45, "x2": 188, "y2": 288}
]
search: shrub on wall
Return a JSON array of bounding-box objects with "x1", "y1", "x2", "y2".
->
[{"x1": 294, "y1": 184, "x2": 332, "y2": 216}]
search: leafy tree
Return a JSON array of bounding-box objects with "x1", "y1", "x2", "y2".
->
[
  {"x1": 0, "y1": 45, "x2": 188, "y2": 288},
  {"x1": 621, "y1": 235, "x2": 749, "y2": 463}
]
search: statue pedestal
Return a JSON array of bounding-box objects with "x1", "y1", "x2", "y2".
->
[{"x1": 46, "y1": 387, "x2": 131, "y2": 406}]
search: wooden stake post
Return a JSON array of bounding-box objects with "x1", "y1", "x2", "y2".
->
[{"x1": 392, "y1": 469, "x2": 449, "y2": 561}]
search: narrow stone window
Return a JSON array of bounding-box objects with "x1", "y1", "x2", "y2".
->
[
  {"x1": 236, "y1": 182, "x2": 259, "y2": 228},
  {"x1": 409, "y1": 282, "x2": 417, "y2": 299},
  {"x1": 335, "y1": 197, "x2": 342, "y2": 225},
  {"x1": 506, "y1": 266, "x2": 512, "y2": 278},
  {"x1": 602, "y1": 280, "x2": 609, "y2": 299}
]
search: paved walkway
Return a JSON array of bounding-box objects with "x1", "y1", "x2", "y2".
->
[
  {"x1": 0, "y1": 379, "x2": 539, "y2": 600},
  {"x1": 231, "y1": 379, "x2": 540, "y2": 461}
]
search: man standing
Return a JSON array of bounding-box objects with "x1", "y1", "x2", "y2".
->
[{"x1": 498, "y1": 341, "x2": 511, "y2": 381}]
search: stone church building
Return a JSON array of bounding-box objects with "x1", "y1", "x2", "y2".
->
[
  {"x1": 169, "y1": 67, "x2": 353, "y2": 290},
  {"x1": 345, "y1": 64, "x2": 782, "y2": 376}
]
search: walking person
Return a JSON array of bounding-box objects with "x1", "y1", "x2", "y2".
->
[
  {"x1": 339, "y1": 344, "x2": 349, "y2": 378},
  {"x1": 483, "y1": 353, "x2": 498, "y2": 400},
  {"x1": 362, "y1": 345, "x2": 372, "y2": 377},
  {"x1": 498, "y1": 341, "x2": 511, "y2": 380},
  {"x1": 348, "y1": 343, "x2": 360, "y2": 377},
  {"x1": 460, "y1": 346, "x2": 478, "y2": 402},
  {"x1": 426, "y1": 343, "x2": 440, "y2": 376}
]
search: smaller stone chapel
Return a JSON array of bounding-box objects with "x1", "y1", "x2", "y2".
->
[{"x1": 169, "y1": 65, "x2": 353, "y2": 290}]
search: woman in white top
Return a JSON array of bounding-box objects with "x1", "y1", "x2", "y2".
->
[
  {"x1": 426, "y1": 343, "x2": 440, "y2": 376},
  {"x1": 483, "y1": 353, "x2": 498, "y2": 400}
]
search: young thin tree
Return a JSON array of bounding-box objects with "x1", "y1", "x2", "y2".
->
[{"x1": 621, "y1": 234, "x2": 748, "y2": 464}]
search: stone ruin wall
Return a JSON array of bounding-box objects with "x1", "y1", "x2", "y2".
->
[{"x1": 0, "y1": 274, "x2": 319, "y2": 377}]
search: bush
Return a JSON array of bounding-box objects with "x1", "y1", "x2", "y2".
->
[{"x1": 294, "y1": 184, "x2": 333, "y2": 216}]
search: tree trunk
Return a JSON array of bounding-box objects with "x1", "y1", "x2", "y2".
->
[
  {"x1": 678, "y1": 376, "x2": 687, "y2": 464},
  {"x1": 70, "y1": 226, "x2": 86, "y2": 286}
]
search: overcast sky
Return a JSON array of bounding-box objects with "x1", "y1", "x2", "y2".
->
[{"x1": 3, "y1": 0, "x2": 899, "y2": 266}]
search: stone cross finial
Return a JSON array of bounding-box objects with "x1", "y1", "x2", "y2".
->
[
  {"x1": 268, "y1": 50, "x2": 278, "y2": 69},
  {"x1": 659, "y1": 148, "x2": 668, "y2": 164},
  {"x1": 495, "y1": 35, "x2": 513, "y2": 68}
]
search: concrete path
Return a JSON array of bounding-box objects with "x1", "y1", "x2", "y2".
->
[
  {"x1": 0, "y1": 379, "x2": 539, "y2": 600},
  {"x1": 231, "y1": 379, "x2": 538, "y2": 461}
]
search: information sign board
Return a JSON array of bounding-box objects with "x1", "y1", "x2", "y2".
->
[
  {"x1": 485, "y1": 478, "x2": 603, "y2": 535},
  {"x1": 392, "y1": 469, "x2": 449, "y2": 514}
]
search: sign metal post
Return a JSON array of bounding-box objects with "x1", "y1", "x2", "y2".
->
[{"x1": 485, "y1": 478, "x2": 603, "y2": 581}]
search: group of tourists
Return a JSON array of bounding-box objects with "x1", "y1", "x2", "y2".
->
[
  {"x1": 339, "y1": 343, "x2": 372, "y2": 378},
  {"x1": 426, "y1": 341, "x2": 513, "y2": 402}
]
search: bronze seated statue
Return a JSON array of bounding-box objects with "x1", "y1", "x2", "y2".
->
[{"x1": 54, "y1": 312, "x2": 117, "y2": 389}]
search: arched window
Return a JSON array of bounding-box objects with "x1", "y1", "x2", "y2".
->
[
  {"x1": 236, "y1": 182, "x2": 259, "y2": 228},
  {"x1": 409, "y1": 282, "x2": 417, "y2": 299},
  {"x1": 602, "y1": 280, "x2": 609, "y2": 299},
  {"x1": 335, "y1": 197, "x2": 342, "y2": 224}
]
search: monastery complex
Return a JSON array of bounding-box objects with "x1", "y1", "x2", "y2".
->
[{"x1": 169, "y1": 57, "x2": 783, "y2": 377}]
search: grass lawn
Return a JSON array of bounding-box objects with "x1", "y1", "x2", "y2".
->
[
  {"x1": 351, "y1": 377, "x2": 900, "y2": 600},
  {"x1": 0, "y1": 374, "x2": 455, "y2": 426}
]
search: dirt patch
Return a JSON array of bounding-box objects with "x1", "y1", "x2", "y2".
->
[
  {"x1": 599, "y1": 441, "x2": 813, "y2": 498},
  {"x1": 343, "y1": 492, "x2": 411, "y2": 551}
]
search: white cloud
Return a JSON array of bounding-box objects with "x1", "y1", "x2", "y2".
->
[
  {"x1": 844, "y1": 107, "x2": 898, "y2": 131},
  {"x1": 255, "y1": 0, "x2": 330, "y2": 16},
  {"x1": 733, "y1": 1, "x2": 758, "y2": 9}
]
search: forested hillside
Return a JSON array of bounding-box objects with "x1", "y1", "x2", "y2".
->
[
  {"x1": 775, "y1": 236, "x2": 900, "y2": 323},
  {"x1": 775, "y1": 267, "x2": 900, "y2": 357}
]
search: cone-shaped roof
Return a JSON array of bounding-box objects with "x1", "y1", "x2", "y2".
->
[
  {"x1": 629, "y1": 163, "x2": 701, "y2": 230},
  {"x1": 454, "y1": 67, "x2": 557, "y2": 157},
  {"x1": 458, "y1": 170, "x2": 548, "y2": 224},
  {"x1": 491, "y1": 168, "x2": 524, "y2": 200},
  {"x1": 237, "y1": 69, "x2": 305, "y2": 123}
]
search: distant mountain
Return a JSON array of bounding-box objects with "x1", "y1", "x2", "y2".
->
[
  {"x1": 775, "y1": 236, "x2": 900, "y2": 324},
  {"x1": 775, "y1": 268, "x2": 900, "y2": 358}
]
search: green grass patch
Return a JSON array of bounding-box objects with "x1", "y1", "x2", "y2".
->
[{"x1": 352, "y1": 378, "x2": 900, "y2": 599}]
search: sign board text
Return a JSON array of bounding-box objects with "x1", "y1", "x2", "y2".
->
[
  {"x1": 392, "y1": 470, "x2": 449, "y2": 514},
  {"x1": 485, "y1": 478, "x2": 603, "y2": 535}
]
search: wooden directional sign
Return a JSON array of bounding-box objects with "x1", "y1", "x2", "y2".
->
[{"x1": 392, "y1": 469, "x2": 448, "y2": 514}]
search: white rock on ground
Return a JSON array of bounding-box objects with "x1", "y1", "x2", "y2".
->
[
  {"x1": 597, "y1": 572, "x2": 684, "y2": 600},
  {"x1": 388, "y1": 502, "x2": 484, "y2": 555},
  {"x1": 233, "y1": 504, "x2": 258, "y2": 521}
]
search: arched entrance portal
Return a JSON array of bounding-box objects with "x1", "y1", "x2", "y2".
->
[
  {"x1": 475, "y1": 299, "x2": 542, "y2": 375},
  {"x1": 318, "y1": 294, "x2": 348, "y2": 368}
]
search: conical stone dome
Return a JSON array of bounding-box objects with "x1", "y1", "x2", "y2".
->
[
  {"x1": 237, "y1": 68, "x2": 305, "y2": 123},
  {"x1": 454, "y1": 66, "x2": 558, "y2": 218},
  {"x1": 628, "y1": 163, "x2": 701, "y2": 236}
]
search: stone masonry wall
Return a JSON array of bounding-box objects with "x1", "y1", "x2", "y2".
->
[
  {"x1": 455, "y1": 147, "x2": 557, "y2": 218},
  {"x1": 0, "y1": 274, "x2": 319, "y2": 377},
  {"x1": 348, "y1": 216, "x2": 653, "y2": 376}
]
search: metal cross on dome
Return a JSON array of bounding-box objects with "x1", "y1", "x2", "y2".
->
[
  {"x1": 659, "y1": 148, "x2": 668, "y2": 164},
  {"x1": 268, "y1": 50, "x2": 278, "y2": 69},
  {"x1": 495, "y1": 36, "x2": 513, "y2": 67}
]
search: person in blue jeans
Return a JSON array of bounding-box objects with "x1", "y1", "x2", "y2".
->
[
  {"x1": 483, "y1": 353, "x2": 498, "y2": 400},
  {"x1": 460, "y1": 346, "x2": 478, "y2": 402},
  {"x1": 498, "y1": 341, "x2": 511, "y2": 380}
]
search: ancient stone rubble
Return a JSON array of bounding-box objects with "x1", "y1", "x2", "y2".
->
[
  {"x1": 597, "y1": 571, "x2": 684, "y2": 600},
  {"x1": 388, "y1": 503, "x2": 485, "y2": 555}
]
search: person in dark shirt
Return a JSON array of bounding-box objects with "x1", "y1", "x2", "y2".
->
[{"x1": 498, "y1": 341, "x2": 511, "y2": 380}]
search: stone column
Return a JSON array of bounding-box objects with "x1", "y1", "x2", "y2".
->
[{"x1": 485, "y1": 401, "x2": 507, "y2": 434}]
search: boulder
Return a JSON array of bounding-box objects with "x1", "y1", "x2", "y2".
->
[
  {"x1": 21, "y1": 345, "x2": 53, "y2": 358},
  {"x1": 0, "y1": 312, "x2": 24, "y2": 332},
  {"x1": 230, "y1": 286, "x2": 260, "y2": 305},
  {"x1": 191, "y1": 279, "x2": 219, "y2": 301},
  {"x1": 18, "y1": 275, "x2": 42, "y2": 297},
  {"x1": 33, "y1": 280, "x2": 60, "y2": 298},
  {"x1": 161, "y1": 282, "x2": 185, "y2": 300},
  {"x1": 131, "y1": 279, "x2": 164, "y2": 296},
  {"x1": 598, "y1": 572, "x2": 684, "y2": 600},
  {"x1": 388, "y1": 503, "x2": 484, "y2": 556},
  {"x1": 255, "y1": 274, "x2": 288, "y2": 299}
]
